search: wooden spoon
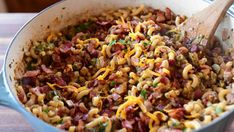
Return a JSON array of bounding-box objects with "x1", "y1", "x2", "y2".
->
[{"x1": 180, "y1": 0, "x2": 234, "y2": 47}]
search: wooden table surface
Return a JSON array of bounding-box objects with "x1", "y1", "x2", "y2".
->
[{"x1": 0, "y1": 13, "x2": 234, "y2": 132}]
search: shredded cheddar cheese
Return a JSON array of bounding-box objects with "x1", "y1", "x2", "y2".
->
[
  {"x1": 97, "y1": 68, "x2": 111, "y2": 80},
  {"x1": 47, "y1": 83, "x2": 87, "y2": 93},
  {"x1": 116, "y1": 96, "x2": 159, "y2": 124}
]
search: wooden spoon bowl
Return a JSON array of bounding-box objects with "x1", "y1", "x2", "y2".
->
[{"x1": 179, "y1": 0, "x2": 234, "y2": 48}]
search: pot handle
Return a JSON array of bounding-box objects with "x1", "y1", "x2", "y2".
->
[{"x1": 0, "y1": 70, "x2": 20, "y2": 110}]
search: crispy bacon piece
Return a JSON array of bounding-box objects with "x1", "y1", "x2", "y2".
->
[
  {"x1": 202, "y1": 91, "x2": 218, "y2": 106},
  {"x1": 62, "y1": 72, "x2": 74, "y2": 84},
  {"x1": 72, "y1": 32, "x2": 85, "y2": 43},
  {"x1": 41, "y1": 64, "x2": 53, "y2": 74},
  {"x1": 156, "y1": 11, "x2": 166, "y2": 23},
  {"x1": 122, "y1": 119, "x2": 135, "y2": 130},
  {"x1": 60, "y1": 121, "x2": 71, "y2": 129},
  {"x1": 160, "y1": 77, "x2": 169, "y2": 84},
  {"x1": 112, "y1": 93, "x2": 121, "y2": 101},
  {"x1": 167, "y1": 108, "x2": 184, "y2": 120},
  {"x1": 86, "y1": 43, "x2": 100, "y2": 58},
  {"x1": 109, "y1": 73, "x2": 117, "y2": 80},
  {"x1": 165, "y1": 7, "x2": 173, "y2": 20},
  {"x1": 52, "y1": 54, "x2": 61, "y2": 63},
  {"x1": 50, "y1": 75, "x2": 67, "y2": 86},
  {"x1": 22, "y1": 77, "x2": 36, "y2": 86},
  {"x1": 226, "y1": 93, "x2": 234, "y2": 104},
  {"x1": 139, "y1": 112, "x2": 150, "y2": 125},
  {"x1": 111, "y1": 43, "x2": 125, "y2": 52},
  {"x1": 30, "y1": 87, "x2": 41, "y2": 95},
  {"x1": 23, "y1": 70, "x2": 40, "y2": 77},
  {"x1": 17, "y1": 87, "x2": 27, "y2": 103},
  {"x1": 169, "y1": 59, "x2": 175, "y2": 66},
  {"x1": 194, "y1": 89, "x2": 203, "y2": 100},
  {"x1": 57, "y1": 107, "x2": 68, "y2": 116},
  {"x1": 144, "y1": 100, "x2": 153, "y2": 112},
  {"x1": 96, "y1": 21, "x2": 111, "y2": 26},
  {"x1": 39, "y1": 85, "x2": 50, "y2": 93},
  {"x1": 87, "y1": 80, "x2": 98, "y2": 88},
  {"x1": 158, "y1": 128, "x2": 182, "y2": 132},
  {"x1": 137, "y1": 119, "x2": 147, "y2": 132},
  {"x1": 59, "y1": 41, "x2": 73, "y2": 53},
  {"x1": 73, "y1": 113, "x2": 82, "y2": 125},
  {"x1": 125, "y1": 106, "x2": 136, "y2": 119},
  {"x1": 66, "y1": 100, "x2": 74, "y2": 108},
  {"x1": 178, "y1": 47, "x2": 189, "y2": 54},
  {"x1": 190, "y1": 44, "x2": 199, "y2": 52},
  {"x1": 78, "y1": 103, "x2": 89, "y2": 113},
  {"x1": 156, "y1": 104, "x2": 165, "y2": 111},
  {"x1": 77, "y1": 120, "x2": 85, "y2": 132},
  {"x1": 101, "y1": 109, "x2": 113, "y2": 117}
]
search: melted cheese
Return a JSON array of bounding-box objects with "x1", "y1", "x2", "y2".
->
[
  {"x1": 77, "y1": 38, "x2": 100, "y2": 44},
  {"x1": 116, "y1": 96, "x2": 159, "y2": 123},
  {"x1": 92, "y1": 68, "x2": 108, "y2": 78},
  {"x1": 97, "y1": 68, "x2": 111, "y2": 80},
  {"x1": 47, "y1": 83, "x2": 87, "y2": 93}
]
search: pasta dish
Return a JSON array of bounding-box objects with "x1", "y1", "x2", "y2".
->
[{"x1": 15, "y1": 5, "x2": 234, "y2": 132}]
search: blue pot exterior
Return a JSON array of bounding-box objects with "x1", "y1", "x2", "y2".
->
[{"x1": 0, "y1": 68, "x2": 61, "y2": 132}]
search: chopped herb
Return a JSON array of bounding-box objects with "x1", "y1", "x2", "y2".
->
[
  {"x1": 172, "y1": 122, "x2": 178, "y2": 127},
  {"x1": 76, "y1": 21, "x2": 93, "y2": 32},
  {"x1": 98, "y1": 122, "x2": 108, "y2": 132},
  {"x1": 42, "y1": 108, "x2": 49, "y2": 113},
  {"x1": 46, "y1": 91, "x2": 53, "y2": 100},
  {"x1": 126, "y1": 40, "x2": 133, "y2": 45},
  {"x1": 215, "y1": 107, "x2": 223, "y2": 114},
  {"x1": 47, "y1": 90, "x2": 60, "y2": 100},
  {"x1": 171, "y1": 118, "x2": 180, "y2": 127},
  {"x1": 72, "y1": 64, "x2": 79, "y2": 71},
  {"x1": 140, "y1": 90, "x2": 147, "y2": 99},
  {"x1": 62, "y1": 7, "x2": 66, "y2": 10},
  {"x1": 183, "y1": 128, "x2": 188, "y2": 132},
  {"x1": 153, "y1": 82, "x2": 158, "y2": 87},
  {"x1": 91, "y1": 58, "x2": 97, "y2": 65},
  {"x1": 110, "y1": 81, "x2": 116, "y2": 87},
  {"x1": 47, "y1": 43, "x2": 55, "y2": 50},
  {"x1": 56, "y1": 119, "x2": 63, "y2": 124},
  {"x1": 143, "y1": 42, "x2": 147, "y2": 46},
  {"x1": 136, "y1": 67, "x2": 141, "y2": 72},
  {"x1": 119, "y1": 39, "x2": 126, "y2": 44},
  {"x1": 35, "y1": 42, "x2": 54, "y2": 52},
  {"x1": 80, "y1": 34, "x2": 90, "y2": 40},
  {"x1": 35, "y1": 43, "x2": 46, "y2": 52},
  {"x1": 26, "y1": 63, "x2": 35, "y2": 70},
  {"x1": 108, "y1": 40, "x2": 116, "y2": 46},
  {"x1": 143, "y1": 41, "x2": 151, "y2": 46}
]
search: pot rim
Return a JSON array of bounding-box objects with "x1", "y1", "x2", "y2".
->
[{"x1": 2, "y1": 0, "x2": 234, "y2": 131}]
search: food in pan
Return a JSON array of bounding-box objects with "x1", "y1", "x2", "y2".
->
[{"x1": 15, "y1": 5, "x2": 234, "y2": 132}]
